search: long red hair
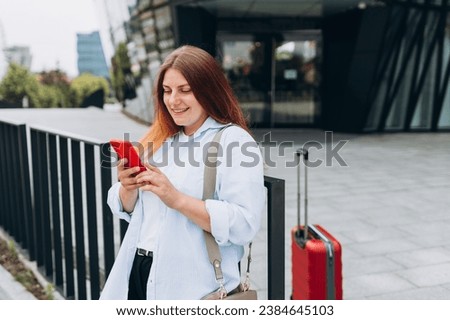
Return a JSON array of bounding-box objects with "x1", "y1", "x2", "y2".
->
[{"x1": 140, "y1": 45, "x2": 249, "y2": 154}]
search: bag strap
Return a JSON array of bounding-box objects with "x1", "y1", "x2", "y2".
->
[{"x1": 202, "y1": 124, "x2": 253, "y2": 296}]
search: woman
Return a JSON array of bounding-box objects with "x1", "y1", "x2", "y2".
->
[{"x1": 100, "y1": 45, "x2": 265, "y2": 300}]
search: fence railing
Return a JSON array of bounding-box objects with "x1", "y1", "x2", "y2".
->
[{"x1": 0, "y1": 119, "x2": 285, "y2": 300}]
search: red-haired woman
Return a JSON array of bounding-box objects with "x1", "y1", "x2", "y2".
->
[{"x1": 100, "y1": 45, "x2": 265, "y2": 300}]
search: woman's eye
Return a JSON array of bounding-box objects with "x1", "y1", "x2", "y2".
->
[{"x1": 181, "y1": 88, "x2": 191, "y2": 93}]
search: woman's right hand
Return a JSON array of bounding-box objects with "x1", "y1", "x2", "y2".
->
[
  {"x1": 118, "y1": 158, "x2": 145, "y2": 191},
  {"x1": 117, "y1": 158, "x2": 144, "y2": 213}
]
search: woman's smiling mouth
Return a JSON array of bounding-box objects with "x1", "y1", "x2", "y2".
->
[{"x1": 171, "y1": 107, "x2": 189, "y2": 114}]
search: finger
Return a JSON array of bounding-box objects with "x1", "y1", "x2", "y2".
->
[
  {"x1": 135, "y1": 167, "x2": 157, "y2": 179},
  {"x1": 121, "y1": 166, "x2": 142, "y2": 177},
  {"x1": 135, "y1": 172, "x2": 153, "y2": 184},
  {"x1": 123, "y1": 183, "x2": 145, "y2": 191},
  {"x1": 118, "y1": 158, "x2": 128, "y2": 169},
  {"x1": 120, "y1": 175, "x2": 146, "y2": 188},
  {"x1": 119, "y1": 168, "x2": 141, "y2": 184},
  {"x1": 144, "y1": 163, "x2": 161, "y2": 173},
  {"x1": 140, "y1": 183, "x2": 157, "y2": 193}
]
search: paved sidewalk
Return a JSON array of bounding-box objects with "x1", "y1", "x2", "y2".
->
[
  {"x1": 1, "y1": 108, "x2": 449, "y2": 300},
  {"x1": 250, "y1": 129, "x2": 450, "y2": 299},
  {"x1": 0, "y1": 265, "x2": 36, "y2": 300}
]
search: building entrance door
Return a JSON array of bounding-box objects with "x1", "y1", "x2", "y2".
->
[{"x1": 218, "y1": 31, "x2": 321, "y2": 127}]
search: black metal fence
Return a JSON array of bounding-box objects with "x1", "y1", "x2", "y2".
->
[{"x1": 0, "y1": 119, "x2": 285, "y2": 300}]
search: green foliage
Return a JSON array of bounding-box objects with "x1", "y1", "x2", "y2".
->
[
  {"x1": 0, "y1": 64, "x2": 73, "y2": 108},
  {"x1": 0, "y1": 64, "x2": 40, "y2": 107},
  {"x1": 7, "y1": 240, "x2": 18, "y2": 259},
  {"x1": 111, "y1": 42, "x2": 132, "y2": 103},
  {"x1": 45, "y1": 284, "x2": 55, "y2": 300},
  {"x1": 36, "y1": 85, "x2": 61, "y2": 108},
  {"x1": 70, "y1": 73, "x2": 110, "y2": 107},
  {"x1": 39, "y1": 70, "x2": 70, "y2": 87},
  {"x1": 39, "y1": 70, "x2": 71, "y2": 107},
  {"x1": 0, "y1": 64, "x2": 110, "y2": 108}
]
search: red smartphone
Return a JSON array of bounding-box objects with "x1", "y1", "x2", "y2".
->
[{"x1": 110, "y1": 139, "x2": 147, "y2": 174}]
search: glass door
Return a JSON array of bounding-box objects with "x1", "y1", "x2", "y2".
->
[
  {"x1": 273, "y1": 32, "x2": 321, "y2": 126},
  {"x1": 218, "y1": 31, "x2": 321, "y2": 127},
  {"x1": 218, "y1": 34, "x2": 271, "y2": 126}
]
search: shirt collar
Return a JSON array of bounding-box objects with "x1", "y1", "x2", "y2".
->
[{"x1": 180, "y1": 116, "x2": 229, "y2": 140}]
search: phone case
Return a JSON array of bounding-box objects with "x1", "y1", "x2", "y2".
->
[{"x1": 109, "y1": 139, "x2": 147, "y2": 173}]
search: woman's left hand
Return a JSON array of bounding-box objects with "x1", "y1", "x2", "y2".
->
[
  {"x1": 137, "y1": 164, "x2": 211, "y2": 231},
  {"x1": 135, "y1": 163, "x2": 182, "y2": 209}
]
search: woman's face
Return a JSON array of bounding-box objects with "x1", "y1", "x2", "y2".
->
[{"x1": 162, "y1": 68, "x2": 208, "y2": 135}]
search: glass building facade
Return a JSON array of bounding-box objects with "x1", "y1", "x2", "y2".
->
[
  {"x1": 362, "y1": 1, "x2": 450, "y2": 131},
  {"x1": 77, "y1": 31, "x2": 110, "y2": 79},
  {"x1": 97, "y1": 0, "x2": 449, "y2": 132}
]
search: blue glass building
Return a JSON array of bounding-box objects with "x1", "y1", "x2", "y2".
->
[{"x1": 76, "y1": 31, "x2": 109, "y2": 79}]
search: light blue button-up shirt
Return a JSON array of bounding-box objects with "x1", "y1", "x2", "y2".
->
[{"x1": 100, "y1": 117, "x2": 265, "y2": 300}]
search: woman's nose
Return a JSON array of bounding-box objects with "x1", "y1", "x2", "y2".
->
[{"x1": 168, "y1": 91, "x2": 180, "y2": 106}]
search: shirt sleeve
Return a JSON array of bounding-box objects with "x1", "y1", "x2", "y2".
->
[
  {"x1": 107, "y1": 181, "x2": 141, "y2": 223},
  {"x1": 205, "y1": 127, "x2": 266, "y2": 246}
]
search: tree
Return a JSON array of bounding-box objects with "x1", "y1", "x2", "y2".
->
[
  {"x1": 111, "y1": 42, "x2": 136, "y2": 104},
  {"x1": 38, "y1": 70, "x2": 71, "y2": 107},
  {"x1": 70, "y1": 73, "x2": 110, "y2": 108},
  {"x1": 35, "y1": 85, "x2": 61, "y2": 108},
  {"x1": 0, "y1": 64, "x2": 40, "y2": 107}
]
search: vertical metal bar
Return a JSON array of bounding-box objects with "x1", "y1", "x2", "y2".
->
[
  {"x1": 0, "y1": 122, "x2": 5, "y2": 229},
  {"x1": 18, "y1": 124, "x2": 32, "y2": 256},
  {"x1": 10, "y1": 125, "x2": 23, "y2": 243},
  {"x1": 264, "y1": 176, "x2": 285, "y2": 300},
  {"x1": 48, "y1": 134, "x2": 64, "y2": 288},
  {"x1": 71, "y1": 140, "x2": 87, "y2": 299},
  {"x1": 31, "y1": 129, "x2": 44, "y2": 268},
  {"x1": 26, "y1": 128, "x2": 37, "y2": 261},
  {"x1": 100, "y1": 142, "x2": 115, "y2": 279},
  {"x1": 6, "y1": 125, "x2": 18, "y2": 239},
  {"x1": 0, "y1": 123, "x2": 12, "y2": 231},
  {"x1": 120, "y1": 220, "x2": 128, "y2": 243},
  {"x1": 84, "y1": 143, "x2": 101, "y2": 299},
  {"x1": 38, "y1": 131, "x2": 53, "y2": 278},
  {"x1": 1, "y1": 122, "x2": 10, "y2": 227},
  {"x1": 13, "y1": 125, "x2": 24, "y2": 244},
  {"x1": 59, "y1": 137, "x2": 75, "y2": 299},
  {"x1": 4, "y1": 124, "x2": 14, "y2": 234}
]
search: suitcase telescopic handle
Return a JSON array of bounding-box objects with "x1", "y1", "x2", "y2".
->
[{"x1": 296, "y1": 148, "x2": 309, "y2": 242}]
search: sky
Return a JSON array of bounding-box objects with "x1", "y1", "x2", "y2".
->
[{"x1": 0, "y1": 0, "x2": 106, "y2": 77}]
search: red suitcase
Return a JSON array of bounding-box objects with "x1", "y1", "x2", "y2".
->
[{"x1": 291, "y1": 148, "x2": 343, "y2": 300}]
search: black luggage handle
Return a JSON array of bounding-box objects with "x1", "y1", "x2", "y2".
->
[{"x1": 296, "y1": 148, "x2": 309, "y2": 244}]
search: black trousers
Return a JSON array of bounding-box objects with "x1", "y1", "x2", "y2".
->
[{"x1": 128, "y1": 252, "x2": 153, "y2": 300}]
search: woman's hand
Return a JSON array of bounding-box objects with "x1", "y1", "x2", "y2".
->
[
  {"x1": 136, "y1": 163, "x2": 181, "y2": 209},
  {"x1": 136, "y1": 163, "x2": 211, "y2": 231},
  {"x1": 118, "y1": 158, "x2": 144, "y2": 213},
  {"x1": 118, "y1": 158, "x2": 146, "y2": 191}
]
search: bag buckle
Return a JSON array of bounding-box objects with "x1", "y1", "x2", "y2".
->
[{"x1": 217, "y1": 280, "x2": 227, "y2": 299}]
